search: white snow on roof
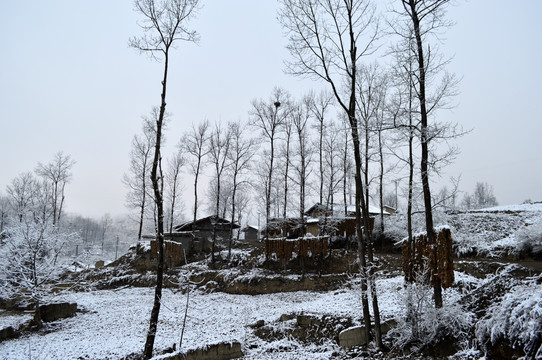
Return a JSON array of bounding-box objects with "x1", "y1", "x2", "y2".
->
[{"x1": 337, "y1": 204, "x2": 390, "y2": 215}]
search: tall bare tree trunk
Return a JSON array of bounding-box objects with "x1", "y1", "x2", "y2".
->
[
  {"x1": 144, "y1": 50, "x2": 168, "y2": 359},
  {"x1": 407, "y1": 79, "x2": 415, "y2": 282},
  {"x1": 407, "y1": 0, "x2": 443, "y2": 308}
]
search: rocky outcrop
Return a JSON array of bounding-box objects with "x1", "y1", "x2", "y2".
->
[
  {"x1": 157, "y1": 341, "x2": 243, "y2": 360},
  {"x1": 0, "y1": 326, "x2": 20, "y2": 342},
  {"x1": 39, "y1": 302, "x2": 77, "y2": 322},
  {"x1": 338, "y1": 326, "x2": 367, "y2": 348}
]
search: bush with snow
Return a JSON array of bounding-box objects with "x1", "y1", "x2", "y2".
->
[
  {"x1": 0, "y1": 219, "x2": 77, "y2": 319},
  {"x1": 514, "y1": 221, "x2": 542, "y2": 257},
  {"x1": 475, "y1": 277, "x2": 542, "y2": 358},
  {"x1": 388, "y1": 276, "x2": 474, "y2": 352}
]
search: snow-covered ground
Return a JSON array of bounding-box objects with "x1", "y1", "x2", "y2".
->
[
  {"x1": 447, "y1": 203, "x2": 542, "y2": 257},
  {"x1": 2, "y1": 203, "x2": 541, "y2": 359},
  {"x1": 0, "y1": 275, "x2": 467, "y2": 359}
]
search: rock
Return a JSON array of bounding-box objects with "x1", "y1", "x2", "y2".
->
[
  {"x1": 296, "y1": 314, "x2": 313, "y2": 328},
  {"x1": 95, "y1": 260, "x2": 105, "y2": 269},
  {"x1": 39, "y1": 302, "x2": 77, "y2": 322},
  {"x1": 0, "y1": 326, "x2": 20, "y2": 342},
  {"x1": 159, "y1": 341, "x2": 243, "y2": 360},
  {"x1": 279, "y1": 313, "x2": 294, "y2": 322},
  {"x1": 249, "y1": 319, "x2": 265, "y2": 328},
  {"x1": 339, "y1": 326, "x2": 367, "y2": 348},
  {"x1": 380, "y1": 319, "x2": 397, "y2": 334}
]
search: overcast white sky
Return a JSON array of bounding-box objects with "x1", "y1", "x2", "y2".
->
[{"x1": 1, "y1": 1, "x2": 541, "y2": 219}]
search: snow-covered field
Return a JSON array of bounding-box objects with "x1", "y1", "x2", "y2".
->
[
  {"x1": 0, "y1": 275, "x2": 469, "y2": 359},
  {"x1": 445, "y1": 203, "x2": 542, "y2": 257},
  {"x1": 1, "y1": 203, "x2": 541, "y2": 359}
]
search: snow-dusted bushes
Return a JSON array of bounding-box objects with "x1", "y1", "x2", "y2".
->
[
  {"x1": 475, "y1": 278, "x2": 542, "y2": 358},
  {"x1": 388, "y1": 276, "x2": 473, "y2": 352},
  {"x1": 0, "y1": 219, "x2": 76, "y2": 311},
  {"x1": 515, "y1": 221, "x2": 542, "y2": 258}
]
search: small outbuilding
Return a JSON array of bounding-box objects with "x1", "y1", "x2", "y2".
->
[{"x1": 241, "y1": 225, "x2": 259, "y2": 241}]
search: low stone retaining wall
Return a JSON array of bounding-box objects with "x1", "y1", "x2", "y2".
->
[
  {"x1": 157, "y1": 341, "x2": 242, "y2": 360},
  {"x1": 40, "y1": 302, "x2": 77, "y2": 322}
]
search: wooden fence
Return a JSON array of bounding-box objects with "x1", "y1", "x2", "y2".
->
[
  {"x1": 401, "y1": 227, "x2": 454, "y2": 288},
  {"x1": 264, "y1": 236, "x2": 329, "y2": 260}
]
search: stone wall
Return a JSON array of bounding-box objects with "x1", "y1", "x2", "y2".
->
[
  {"x1": 39, "y1": 302, "x2": 77, "y2": 322},
  {"x1": 157, "y1": 341, "x2": 242, "y2": 360}
]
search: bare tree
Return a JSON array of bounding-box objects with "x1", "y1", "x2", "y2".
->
[
  {"x1": 473, "y1": 181, "x2": 498, "y2": 209},
  {"x1": 130, "y1": 0, "x2": 200, "y2": 356},
  {"x1": 280, "y1": 112, "x2": 293, "y2": 235},
  {"x1": 340, "y1": 117, "x2": 354, "y2": 217},
  {"x1": 392, "y1": 0, "x2": 459, "y2": 308},
  {"x1": 250, "y1": 87, "x2": 290, "y2": 240},
  {"x1": 6, "y1": 172, "x2": 41, "y2": 223},
  {"x1": 322, "y1": 120, "x2": 344, "y2": 215},
  {"x1": 123, "y1": 115, "x2": 156, "y2": 240},
  {"x1": 35, "y1": 151, "x2": 75, "y2": 226},
  {"x1": 0, "y1": 193, "x2": 10, "y2": 233},
  {"x1": 290, "y1": 97, "x2": 313, "y2": 236},
  {"x1": 357, "y1": 63, "x2": 391, "y2": 234},
  {"x1": 279, "y1": 0, "x2": 383, "y2": 347},
  {"x1": 100, "y1": 213, "x2": 113, "y2": 255},
  {"x1": 357, "y1": 64, "x2": 380, "y2": 215},
  {"x1": 308, "y1": 90, "x2": 334, "y2": 205},
  {"x1": 462, "y1": 181, "x2": 497, "y2": 210},
  {"x1": 226, "y1": 120, "x2": 257, "y2": 260},
  {"x1": 207, "y1": 122, "x2": 231, "y2": 263},
  {"x1": 165, "y1": 148, "x2": 185, "y2": 233},
  {"x1": 387, "y1": 34, "x2": 419, "y2": 282},
  {"x1": 180, "y1": 120, "x2": 209, "y2": 232}
]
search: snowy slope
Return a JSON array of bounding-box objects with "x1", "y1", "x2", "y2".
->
[
  {"x1": 448, "y1": 203, "x2": 542, "y2": 257},
  {"x1": 0, "y1": 275, "x2": 464, "y2": 359}
]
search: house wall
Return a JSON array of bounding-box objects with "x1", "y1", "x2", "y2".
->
[
  {"x1": 306, "y1": 223, "x2": 319, "y2": 237},
  {"x1": 243, "y1": 228, "x2": 258, "y2": 240},
  {"x1": 191, "y1": 230, "x2": 232, "y2": 252}
]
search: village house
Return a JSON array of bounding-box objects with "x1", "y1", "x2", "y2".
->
[
  {"x1": 262, "y1": 203, "x2": 390, "y2": 241},
  {"x1": 148, "y1": 215, "x2": 240, "y2": 266},
  {"x1": 241, "y1": 225, "x2": 259, "y2": 242}
]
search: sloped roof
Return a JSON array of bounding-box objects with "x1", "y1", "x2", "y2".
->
[
  {"x1": 305, "y1": 203, "x2": 391, "y2": 217},
  {"x1": 174, "y1": 215, "x2": 240, "y2": 231},
  {"x1": 242, "y1": 224, "x2": 259, "y2": 232}
]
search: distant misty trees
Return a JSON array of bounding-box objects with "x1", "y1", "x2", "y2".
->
[
  {"x1": 462, "y1": 182, "x2": 498, "y2": 210},
  {"x1": 1, "y1": 152, "x2": 131, "y2": 260},
  {"x1": 3, "y1": 152, "x2": 75, "y2": 227}
]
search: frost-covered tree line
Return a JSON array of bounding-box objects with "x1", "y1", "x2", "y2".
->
[
  {"x1": 0, "y1": 152, "x2": 133, "y2": 264},
  {"x1": 0, "y1": 152, "x2": 132, "y2": 327},
  {"x1": 125, "y1": 82, "x2": 475, "y2": 240}
]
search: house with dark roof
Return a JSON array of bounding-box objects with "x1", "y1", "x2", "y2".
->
[
  {"x1": 148, "y1": 215, "x2": 240, "y2": 266},
  {"x1": 174, "y1": 215, "x2": 240, "y2": 252},
  {"x1": 241, "y1": 225, "x2": 259, "y2": 241},
  {"x1": 303, "y1": 203, "x2": 387, "y2": 238}
]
